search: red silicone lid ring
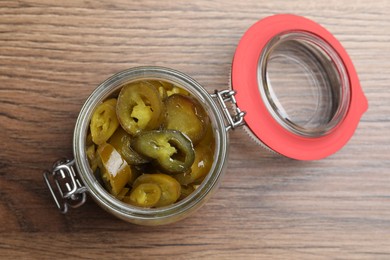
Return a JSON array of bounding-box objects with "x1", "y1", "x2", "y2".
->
[{"x1": 231, "y1": 14, "x2": 368, "y2": 160}]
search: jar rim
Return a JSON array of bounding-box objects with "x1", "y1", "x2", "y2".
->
[
  {"x1": 73, "y1": 66, "x2": 229, "y2": 225},
  {"x1": 257, "y1": 31, "x2": 350, "y2": 137}
]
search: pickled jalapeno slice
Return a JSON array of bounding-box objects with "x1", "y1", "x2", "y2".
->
[
  {"x1": 163, "y1": 94, "x2": 209, "y2": 145},
  {"x1": 116, "y1": 187, "x2": 130, "y2": 201},
  {"x1": 124, "y1": 183, "x2": 162, "y2": 208},
  {"x1": 132, "y1": 130, "x2": 195, "y2": 174},
  {"x1": 90, "y1": 98, "x2": 119, "y2": 145},
  {"x1": 109, "y1": 128, "x2": 149, "y2": 165},
  {"x1": 97, "y1": 143, "x2": 132, "y2": 196},
  {"x1": 179, "y1": 184, "x2": 195, "y2": 200},
  {"x1": 159, "y1": 81, "x2": 190, "y2": 96},
  {"x1": 86, "y1": 144, "x2": 98, "y2": 172},
  {"x1": 117, "y1": 81, "x2": 164, "y2": 135},
  {"x1": 174, "y1": 144, "x2": 214, "y2": 185},
  {"x1": 132, "y1": 174, "x2": 181, "y2": 207},
  {"x1": 146, "y1": 80, "x2": 168, "y2": 100}
]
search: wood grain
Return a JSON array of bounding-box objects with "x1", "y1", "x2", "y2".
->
[{"x1": 1, "y1": 0, "x2": 390, "y2": 259}]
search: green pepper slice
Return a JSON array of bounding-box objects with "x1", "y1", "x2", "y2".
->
[
  {"x1": 179, "y1": 184, "x2": 195, "y2": 201},
  {"x1": 146, "y1": 80, "x2": 168, "y2": 100},
  {"x1": 132, "y1": 130, "x2": 195, "y2": 174},
  {"x1": 131, "y1": 174, "x2": 181, "y2": 207},
  {"x1": 117, "y1": 81, "x2": 164, "y2": 135},
  {"x1": 109, "y1": 128, "x2": 149, "y2": 165},
  {"x1": 90, "y1": 98, "x2": 119, "y2": 145},
  {"x1": 124, "y1": 183, "x2": 162, "y2": 208},
  {"x1": 163, "y1": 94, "x2": 209, "y2": 145},
  {"x1": 86, "y1": 144, "x2": 98, "y2": 172},
  {"x1": 97, "y1": 143, "x2": 132, "y2": 196},
  {"x1": 174, "y1": 143, "x2": 214, "y2": 185},
  {"x1": 159, "y1": 81, "x2": 189, "y2": 97}
]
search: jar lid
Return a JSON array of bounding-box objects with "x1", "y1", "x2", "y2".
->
[{"x1": 231, "y1": 14, "x2": 368, "y2": 160}]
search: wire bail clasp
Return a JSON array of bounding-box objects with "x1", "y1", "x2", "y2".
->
[
  {"x1": 43, "y1": 158, "x2": 87, "y2": 214},
  {"x1": 212, "y1": 89, "x2": 246, "y2": 131}
]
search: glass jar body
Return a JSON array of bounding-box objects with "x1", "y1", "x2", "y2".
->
[{"x1": 73, "y1": 67, "x2": 229, "y2": 225}]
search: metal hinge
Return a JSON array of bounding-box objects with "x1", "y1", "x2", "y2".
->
[
  {"x1": 211, "y1": 89, "x2": 246, "y2": 131},
  {"x1": 43, "y1": 158, "x2": 87, "y2": 214}
]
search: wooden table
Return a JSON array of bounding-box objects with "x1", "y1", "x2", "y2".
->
[{"x1": 1, "y1": 1, "x2": 389, "y2": 259}]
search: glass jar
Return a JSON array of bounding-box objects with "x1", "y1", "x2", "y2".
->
[
  {"x1": 43, "y1": 14, "x2": 367, "y2": 225},
  {"x1": 77, "y1": 67, "x2": 231, "y2": 226}
]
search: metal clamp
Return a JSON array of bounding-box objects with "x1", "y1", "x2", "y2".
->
[
  {"x1": 212, "y1": 89, "x2": 246, "y2": 131},
  {"x1": 43, "y1": 158, "x2": 87, "y2": 214}
]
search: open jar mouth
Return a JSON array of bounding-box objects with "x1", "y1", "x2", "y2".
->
[
  {"x1": 73, "y1": 67, "x2": 229, "y2": 225},
  {"x1": 258, "y1": 31, "x2": 350, "y2": 137}
]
